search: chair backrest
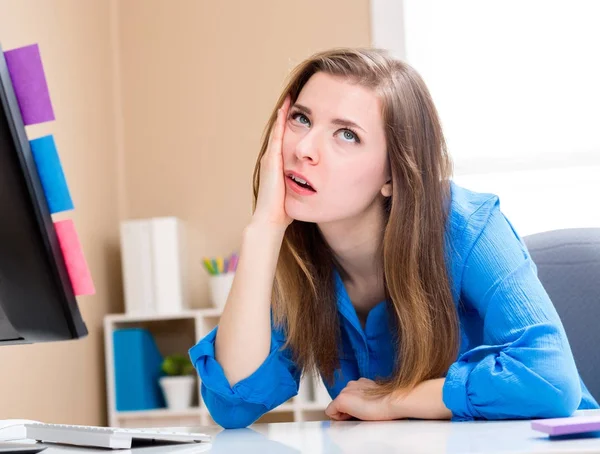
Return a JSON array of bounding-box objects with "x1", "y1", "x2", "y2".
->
[{"x1": 523, "y1": 228, "x2": 600, "y2": 402}]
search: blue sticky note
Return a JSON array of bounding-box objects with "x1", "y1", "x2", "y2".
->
[{"x1": 29, "y1": 135, "x2": 74, "y2": 213}]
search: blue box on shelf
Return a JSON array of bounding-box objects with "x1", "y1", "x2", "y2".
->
[{"x1": 113, "y1": 328, "x2": 166, "y2": 411}]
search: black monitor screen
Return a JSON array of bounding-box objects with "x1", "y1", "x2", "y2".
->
[{"x1": 0, "y1": 43, "x2": 87, "y2": 344}]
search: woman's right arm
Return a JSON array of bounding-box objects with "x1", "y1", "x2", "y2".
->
[
  {"x1": 189, "y1": 97, "x2": 299, "y2": 428},
  {"x1": 214, "y1": 221, "x2": 287, "y2": 385}
]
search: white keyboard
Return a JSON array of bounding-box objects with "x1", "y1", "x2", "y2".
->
[{"x1": 24, "y1": 423, "x2": 211, "y2": 450}]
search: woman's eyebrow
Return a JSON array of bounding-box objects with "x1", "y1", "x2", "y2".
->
[{"x1": 293, "y1": 103, "x2": 367, "y2": 133}]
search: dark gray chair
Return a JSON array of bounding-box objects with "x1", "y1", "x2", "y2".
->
[{"x1": 523, "y1": 228, "x2": 600, "y2": 403}]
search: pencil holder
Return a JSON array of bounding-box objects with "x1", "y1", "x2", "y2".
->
[{"x1": 208, "y1": 272, "x2": 235, "y2": 309}]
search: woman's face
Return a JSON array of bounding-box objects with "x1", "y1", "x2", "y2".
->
[{"x1": 282, "y1": 72, "x2": 390, "y2": 224}]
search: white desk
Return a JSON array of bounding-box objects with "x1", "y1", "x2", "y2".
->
[{"x1": 25, "y1": 410, "x2": 600, "y2": 453}]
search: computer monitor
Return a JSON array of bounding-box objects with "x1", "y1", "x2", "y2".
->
[{"x1": 0, "y1": 43, "x2": 88, "y2": 345}]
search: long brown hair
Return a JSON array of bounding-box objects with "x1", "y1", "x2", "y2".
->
[{"x1": 252, "y1": 48, "x2": 459, "y2": 395}]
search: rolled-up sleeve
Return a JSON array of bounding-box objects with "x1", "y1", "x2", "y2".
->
[
  {"x1": 443, "y1": 198, "x2": 582, "y2": 420},
  {"x1": 189, "y1": 324, "x2": 301, "y2": 429}
]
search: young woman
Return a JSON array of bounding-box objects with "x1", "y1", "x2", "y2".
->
[{"x1": 189, "y1": 48, "x2": 598, "y2": 429}]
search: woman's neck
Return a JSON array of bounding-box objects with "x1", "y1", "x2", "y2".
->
[
  {"x1": 318, "y1": 202, "x2": 387, "y2": 288},
  {"x1": 318, "y1": 204, "x2": 388, "y2": 325}
]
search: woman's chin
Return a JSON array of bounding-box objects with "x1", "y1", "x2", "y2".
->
[
  {"x1": 287, "y1": 211, "x2": 316, "y2": 223},
  {"x1": 285, "y1": 200, "x2": 318, "y2": 223}
]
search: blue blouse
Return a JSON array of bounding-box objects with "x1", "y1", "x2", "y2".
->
[{"x1": 189, "y1": 182, "x2": 599, "y2": 429}]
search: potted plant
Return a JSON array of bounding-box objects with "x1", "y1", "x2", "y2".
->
[{"x1": 158, "y1": 354, "x2": 197, "y2": 410}]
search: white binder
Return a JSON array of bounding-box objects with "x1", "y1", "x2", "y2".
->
[{"x1": 119, "y1": 217, "x2": 188, "y2": 315}]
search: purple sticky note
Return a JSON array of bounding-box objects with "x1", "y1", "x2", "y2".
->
[
  {"x1": 531, "y1": 415, "x2": 600, "y2": 436},
  {"x1": 4, "y1": 43, "x2": 55, "y2": 125}
]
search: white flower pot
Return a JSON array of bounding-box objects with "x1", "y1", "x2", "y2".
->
[
  {"x1": 159, "y1": 376, "x2": 195, "y2": 410},
  {"x1": 208, "y1": 272, "x2": 235, "y2": 309}
]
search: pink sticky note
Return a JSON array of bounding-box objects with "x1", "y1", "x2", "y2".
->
[
  {"x1": 4, "y1": 43, "x2": 55, "y2": 125},
  {"x1": 54, "y1": 219, "x2": 95, "y2": 296}
]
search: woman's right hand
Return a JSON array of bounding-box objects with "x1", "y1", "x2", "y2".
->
[{"x1": 252, "y1": 96, "x2": 293, "y2": 229}]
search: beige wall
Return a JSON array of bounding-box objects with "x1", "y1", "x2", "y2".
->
[
  {"x1": 118, "y1": 0, "x2": 371, "y2": 307},
  {"x1": 0, "y1": 0, "x2": 370, "y2": 425},
  {"x1": 0, "y1": 1, "x2": 122, "y2": 425}
]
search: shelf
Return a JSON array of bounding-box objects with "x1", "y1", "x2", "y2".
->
[
  {"x1": 299, "y1": 402, "x2": 328, "y2": 411},
  {"x1": 113, "y1": 402, "x2": 325, "y2": 421},
  {"x1": 105, "y1": 309, "x2": 326, "y2": 426},
  {"x1": 105, "y1": 308, "x2": 223, "y2": 323},
  {"x1": 271, "y1": 403, "x2": 295, "y2": 413},
  {"x1": 115, "y1": 407, "x2": 203, "y2": 420},
  {"x1": 194, "y1": 308, "x2": 224, "y2": 318}
]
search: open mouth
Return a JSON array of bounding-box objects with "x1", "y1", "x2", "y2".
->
[{"x1": 287, "y1": 174, "x2": 316, "y2": 192}]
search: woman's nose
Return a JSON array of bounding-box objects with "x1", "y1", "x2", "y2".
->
[{"x1": 294, "y1": 130, "x2": 320, "y2": 164}]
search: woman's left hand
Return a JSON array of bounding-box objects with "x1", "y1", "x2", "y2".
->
[
  {"x1": 325, "y1": 378, "x2": 403, "y2": 421},
  {"x1": 325, "y1": 377, "x2": 452, "y2": 422}
]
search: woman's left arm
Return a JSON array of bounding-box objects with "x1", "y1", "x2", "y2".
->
[
  {"x1": 441, "y1": 198, "x2": 582, "y2": 420},
  {"x1": 325, "y1": 376, "x2": 450, "y2": 421},
  {"x1": 327, "y1": 198, "x2": 582, "y2": 422}
]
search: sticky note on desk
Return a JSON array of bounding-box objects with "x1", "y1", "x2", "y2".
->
[
  {"x1": 531, "y1": 415, "x2": 600, "y2": 436},
  {"x1": 54, "y1": 219, "x2": 95, "y2": 296},
  {"x1": 30, "y1": 135, "x2": 74, "y2": 214},
  {"x1": 4, "y1": 43, "x2": 55, "y2": 125}
]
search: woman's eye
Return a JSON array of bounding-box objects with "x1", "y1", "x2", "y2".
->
[
  {"x1": 291, "y1": 112, "x2": 310, "y2": 126},
  {"x1": 338, "y1": 129, "x2": 360, "y2": 143}
]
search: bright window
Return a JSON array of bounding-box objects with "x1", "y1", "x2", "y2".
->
[{"x1": 371, "y1": 0, "x2": 600, "y2": 234}]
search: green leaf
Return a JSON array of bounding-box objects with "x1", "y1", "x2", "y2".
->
[{"x1": 161, "y1": 354, "x2": 195, "y2": 376}]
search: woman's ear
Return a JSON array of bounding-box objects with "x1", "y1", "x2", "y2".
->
[{"x1": 381, "y1": 179, "x2": 392, "y2": 198}]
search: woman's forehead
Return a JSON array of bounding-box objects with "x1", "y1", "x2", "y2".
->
[{"x1": 296, "y1": 72, "x2": 383, "y2": 131}]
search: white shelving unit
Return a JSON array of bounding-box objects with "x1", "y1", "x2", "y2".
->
[{"x1": 104, "y1": 309, "x2": 330, "y2": 428}]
